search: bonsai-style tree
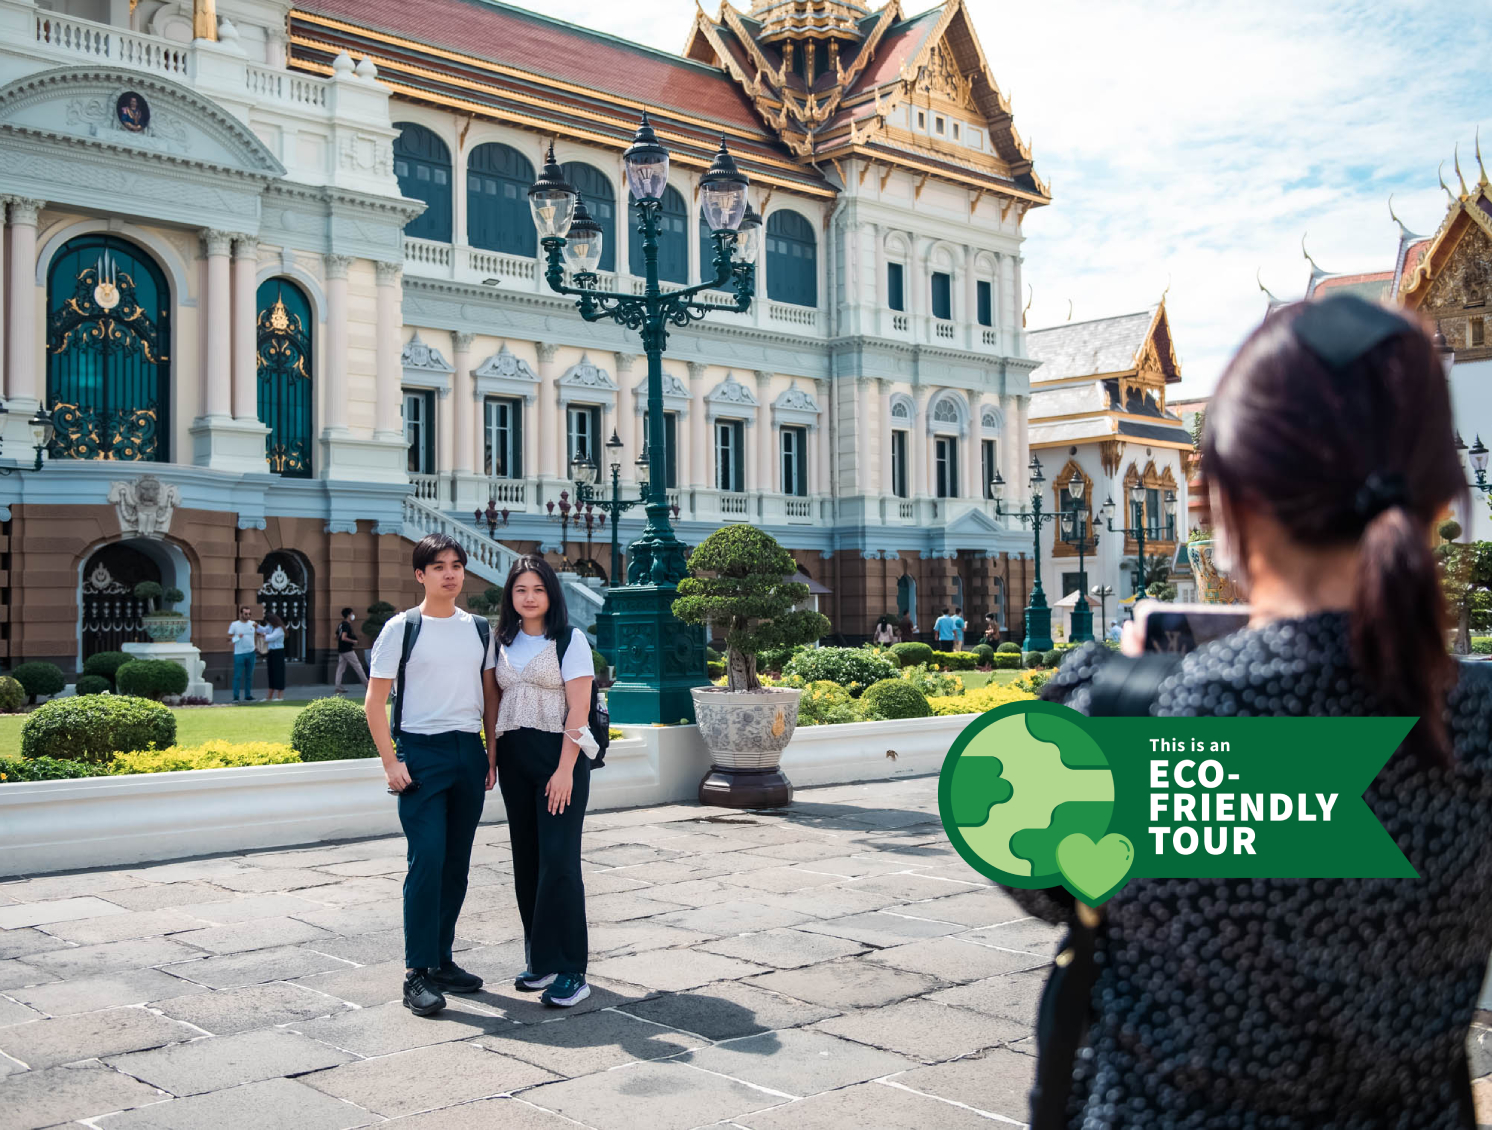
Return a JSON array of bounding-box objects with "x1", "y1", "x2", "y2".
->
[
  {"x1": 133, "y1": 580, "x2": 162, "y2": 611},
  {"x1": 673, "y1": 525, "x2": 831, "y2": 691},
  {"x1": 160, "y1": 586, "x2": 184, "y2": 613},
  {"x1": 467, "y1": 586, "x2": 504, "y2": 617},
  {"x1": 1436, "y1": 519, "x2": 1492, "y2": 654}
]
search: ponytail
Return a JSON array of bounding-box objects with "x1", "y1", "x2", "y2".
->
[{"x1": 1351, "y1": 505, "x2": 1454, "y2": 769}]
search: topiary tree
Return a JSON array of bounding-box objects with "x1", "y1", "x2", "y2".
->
[
  {"x1": 132, "y1": 580, "x2": 163, "y2": 611},
  {"x1": 20, "y1": 695, "x2": 175, "y2": 763},
  {"x1": 996, "y1": 641, "x2": 1021, "y2": 654},
  {"x1": 115, "y1": 659, "x2": 189, "y2": 700},
  {"x1": 672, "y1": 525, "x2": 831, "y2": 692},
  {"x1": 292, "y1": 696, "x2": 378, "y2": 761},
  {"x1": 0, "y1": 675, "x2": 24, "y2": 713},
  {"x1": 13, "y1": 661, "x2": 65, "y2": 704},
  {"x1": 861, "y1": 678, "x2": 931, "y2": 720},
  {"x1": 83, "y1": 651, "x2": 133, "y2": 686},
  {"x1": 362, "y1": 601, "x2": 397, "y2": 643},
  {"x1": 973, "y1": 643, "x2": 994, "y2": 666},
  {"x1": 890, "y1": 641, "x2": 934, "y2": 668},
  {"x1": 75, "y1": 675, "x2": 112, "y2": 696},
  {"x1": 1436, "y1": 520, "x2": 1492, "y2": 654},
  {"x1": 782, "y1": 647, "x2": 897, "y2": 698}
]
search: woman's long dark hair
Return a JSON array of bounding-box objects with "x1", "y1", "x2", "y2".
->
[
  {"x1": 1200, "y1": 298, "x2": 1465, "y2": 768},
  {"x1": 265, "y1": 613, "x2": 285, "y2": 630},
  {"x1": 497, "y1": 555, "x2": 569, "y2": 646}
]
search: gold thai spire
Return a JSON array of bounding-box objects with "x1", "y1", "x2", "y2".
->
[
  {"x1": 193, "y1": 0, "x2": 217, "y2": 41},
  {"x1": 751, "y1": 0, "x2": 871, "y2": 44}
]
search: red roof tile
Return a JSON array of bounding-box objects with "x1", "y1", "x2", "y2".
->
[
  {"x1": 1400, "y1": 239, "x2": 1430, "y2": 286},
  {"x1": 1312, "y1": 271, "x2": 1393, "y2": 300},
  {"x1": 849, "y1": 10, "x2": 941, "y2": 93}
]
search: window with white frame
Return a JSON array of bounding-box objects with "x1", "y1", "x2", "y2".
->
[
  {"x1": 781, "y1": 426, "x2": 807, "y2": 497},
  {"x1": 484, "y1": 397, "x2": 521, "y2": 478},
  {"x1": 891, "y1": 431, "x2": 909, "y2": 498},
  {"x1": 982, "y1": 439, "x2": 997, "y2": 499},
  {"x1": 640, "y1": 409, "x2": 678, "y2": 488},
  {"x1": 716, "y1": 420, "x2": 744, "y2": 492},
  {"x1": 567, "y1": 405, "x2": 601, "y2": 469},
  {"x1": 403, "y1": 390, "x2": 434, "y2": 475},
  {"x1": 935, "y1": 436, "x2": 958, "y2": 498}
]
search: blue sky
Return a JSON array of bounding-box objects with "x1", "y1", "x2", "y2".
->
[{"x1": 503, "y1": 0, "x2": 1491, "y2": 398}]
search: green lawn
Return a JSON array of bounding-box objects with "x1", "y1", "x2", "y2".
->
[
  {"x1": 0, "y1": 703, "x2": 309, "y2": 761},
  {"x1": 958, "y1": 669, "x2": 1027, "y2": 689}
]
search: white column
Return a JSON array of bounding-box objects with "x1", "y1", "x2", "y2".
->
[
  {"x1": 615, "y1": 353, "x2": 635, "y2": 483},
  {"x1": 965, "y1": 392, "x2": 982, "y2": 500},
  {"x1": 853, "y1": 376, "x2": 870, "y2": 497},
  {"x1": 201, "y1": 229, "x2": 234, "y2": 419},
  {"x1": 373, "y1": 261, "x2": 403, "y2": 438},
  {"x1": 1016, "y1": 393, "x2": 1031, "y2": 507},
  {"x1": 907, "y1": 236, "x2": 922, "y2": 342},
  {"x1": 436, "y1": 386, "x2": 454, "y2": 474},
  {"x1": 999, "y1": 392, "x2": 1016, "y2": 497},
  {"x1": 878, "y1": 379, "x2": 892, "y2": 497},
  {"x1": 870, "y1": 223, "x2": 884, "y2": 335},
  {"x1": 6, "y1": 199, "x2": 43, "y2": 404},
  {"x1": 453, "y1": 140, "x2": 469, "y2": 249},
  {"x1": 963, "y1": 246, "x2": 977, "y2": 351},
  {"x1": 688, "y1": 361, "x2": 707, "y2": 488},
  {"x1": 231, "y1": 235, "x2": 259, "y2": 422},
  {"x1": 755, "y1": 371, "x2": 772, "y2": 494},
  {"x1": 522, "y1": 389, "x2": 538, "y2": 486},
  {"x1": 912, "y1": 388, "x2": 929, "y2": 498},
  {"x1": 814, "y1": 378, "x2": 830, "y2": 497},
  {"x1": 323, "y1": 255, "x2": 352, "y2": 433},
  {"x1": 0, "y1": 199, "x2": 8, "y2": 400},
  {"x1": 535, "y1": 342, "x2": 560, "y2": 478},
  {"x1": 452, "y1": 331, "x2": 475, "y2": 475}
]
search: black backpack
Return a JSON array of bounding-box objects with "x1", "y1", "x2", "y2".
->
[
  {"x1": 555, "y1": 629, "x2": 610, "y2": 768},
  {"x1": 390, "y1": 609, "x2": 491, "y2": 738}
]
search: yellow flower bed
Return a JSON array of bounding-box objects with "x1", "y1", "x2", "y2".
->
[
  {"x1": 111, "y1": 740, "x2": 301, "y2": 775},
  {"x1": 927, "y1": 684, "x2": 1037, "y2": 717}
]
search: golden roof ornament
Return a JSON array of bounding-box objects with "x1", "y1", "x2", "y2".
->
[{"x1": 268, "y1": 296, "x2": 291, "y2": 333}]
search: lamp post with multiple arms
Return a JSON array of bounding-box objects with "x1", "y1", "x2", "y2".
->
[
  {"x1": 1101, "y1": 485, "x2": 1177, "y2": 612},
  {"x1": 1091, "y1": 583, "x2": 1115, "y2": 634},
  {"x1": 571, "y1": 431, "x2": 647, "y2": 666},
  {"x1": 1466, "y1": 435, "x2": 1490, "y2": 496},
  {"x1": 529, "y1": 115, "x2": 755, "y2": 722},
  {"x1": 991, "y1": 456, "x2": 1056, "y2": 652},
  {"x1": 1059, "y1": 470, "x2": 1096, "y2": 644}
]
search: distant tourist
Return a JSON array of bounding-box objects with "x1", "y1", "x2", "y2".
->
[
  {"x1": 952, "y1": 606, "x2": 966, "y2": 651},
  {"x1": 982, "y1": 612, "x2": 1001, "y2": 648},
  {"x1": 262, "y1": 613, "x2": 287, "y2": 702},
  {"x1": 872, "y1": 615, "x2": 897, "y2": 645},
  {"x1": 491, "y1": 554, "x2": 597, "y2": 1009},
  {"x1": 1106, "y1": 619, "x2": 1121, "y2": 643},
  {"x1": 934, "y1": 607, "x2": 957, "y2": 650},
  {"x1": 364, "y1": 534, "x2": 497, "y2": 1019},
  {"x1": 227, "y1": 605, "x2": 258, "y2": 702},
  {"x1": 333, "y1": 607, "x2": 369, "y2": 694},
  {"x1": 898, "y1": 611, "x2": 916, "y2": 643}
]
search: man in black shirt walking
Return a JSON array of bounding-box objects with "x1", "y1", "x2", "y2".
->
[{"x1": 333, "y1": 607, "x2": 369, "y2": 694}]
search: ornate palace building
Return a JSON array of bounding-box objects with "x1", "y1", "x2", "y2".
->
[{"x1": 0, "y1": 0, "x2": 1047, "y2": 682}]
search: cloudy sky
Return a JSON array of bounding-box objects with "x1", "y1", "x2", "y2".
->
[{"x1": 507, "y1": 0, "x2": 1490, "y2": 398}]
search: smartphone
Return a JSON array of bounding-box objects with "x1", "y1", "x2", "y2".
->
[
  {"x1": 1135, "y1": 600, "x2": 1252, "y2": 655},
  {"x1": 387, "y1": 779, "x2": 422, "y2": 797}
]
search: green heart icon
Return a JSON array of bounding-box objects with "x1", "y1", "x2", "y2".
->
[{"x1": 1056, "y1": 833, "x2": 1134, "y2": 903}]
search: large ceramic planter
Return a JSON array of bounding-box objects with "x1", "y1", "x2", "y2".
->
[
  {"x1": 141, "y1": 613, "x2": 190, "y2": 643},
  {"x1": 691, "y1": 685, "x2": 801, "y2": 808},
  {"x1": 1186, "y1": 540, "x2": 1243, "y2": 604}
]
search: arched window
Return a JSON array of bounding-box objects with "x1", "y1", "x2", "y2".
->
[
  {"x1": 628, "y1": 185, "x2": 687, "y2": 284},
  {"x1": 560, "y1": 162, "x2": 616, "y2": 273},
  {"x1": 467, "y1": 142, "x2": 536, "y2": 255},
  {"x1": 256, "y1": 278, "x2": 314, "y2": 478},
  {"x1": 766, "y1": 209, "x2": 817, "y2": 307},
  {"x1": 46, "y1": 234, "x2": 171, "y2": 462},
  {"x1": 393, "y1": 122, "x2": 452, "y2": 242}
]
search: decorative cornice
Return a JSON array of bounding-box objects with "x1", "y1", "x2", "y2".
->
[
  {"x1": 374, "y1": 260, "x2": 403, "y2": 285},
  {"x1": 536, "y1": 342, "x2": 560, "y2": 364},
  {"x1": 474, "y1": 343, "x2": 538, "y2": 383},
  {"x1": 324, "y1": 253, "x2": 355, "y2": 279},
  {"x1": 202, "y1": 229, "x2": 236, "y2": 257},
  {"x1": 7, "y1": 196, "x2": 45, "y2": 225},
  {"x1": 452, "y1": 331, "x2": 476, "y2": 352}
]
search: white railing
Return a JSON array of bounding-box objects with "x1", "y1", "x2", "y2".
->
[
  {"x1": 891, "y1": 314, "x2": 909, "y2": 333},
  {"x1": 402, "y1": 496, "x2": 519, "y2": 586},
  {"x1": 935, "y1": 320, "x2": 955, "y2": 341},
  {"x1": 769, "y1": 303, "x2": 818, "y2": 328},
  {"x1": 898, "y1": 501, "x2": 916, "y2": 520},
  {"x1": 404, "y1": 238, "x2": 453, "y2": 272},
  {"x1": 35, "y1": 12, "x2": 192, "y2": 77},
  {"x1": 720, "y1": 492, "x2": 749, "y2": 516},
  {"x1": 481, "y1": 478, "x2": 526, "y2": 505},
  {"x1": 468, "y1": 247, "x2": 536, "y2": 283},
  {"x1": 786, "y1": 498, "x2": 811, "y2": 519},
  {"x1": 409, "y1": 473, "x2": 440, "y2": 503},
  {"x1": 666, "y1": 492, "x2": 681, "y2": 513},
  {"x1": 628, "y1": 277, "x2": 689, "y2": 297},
  {"x1": 245, "y1": 63, "x2": 328, "y2": 108},
  {"x1": 982, "y1": 328, "x2": 999, "y2": 347}
]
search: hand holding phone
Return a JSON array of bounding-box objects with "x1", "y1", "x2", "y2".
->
[{"x1": 1134, "y1": 600, "x2": 1252, "y2": 656}]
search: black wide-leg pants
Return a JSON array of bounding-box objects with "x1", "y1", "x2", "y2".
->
[
  {"x1": 395, "y1": 730, "x2": 487, "y2": 970},
  {"x1": 496, "y1": 727, "x2": 590, "y2": 977}
]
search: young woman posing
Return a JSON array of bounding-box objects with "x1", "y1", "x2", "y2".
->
[{"x1": 491, "y1": 555, "x2": 597, "y2": 1008}]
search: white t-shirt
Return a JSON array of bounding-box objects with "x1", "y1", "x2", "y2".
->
[
  {"x1": 370, "y1": 608, "x2": 496, "y2": 735},
  {"x1": 228, "y1": 620, "x2": 258, "y2": 655},
  {"x1": 502, "y1": 627, "x2": 594, "y2": 682},
  {"x1": 263, "y1": 626, "x2": 286, "y2": 650}
]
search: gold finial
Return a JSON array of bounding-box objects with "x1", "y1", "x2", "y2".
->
[
  {"x1": 268, "y1": 296, "x2": 290, "y2": 332},
  {"x1": 1440, "y1": 161, "x2": 1455, "y2": 202},
  {"x1": 1256, "y1": 268, "x2": 1281, "y2": 304},
  {"x1": 1022, "y1": 284, "x2": 1033, "y2": 329},
  {"x1": 1455, "y1": 144, "x2": 1469, "y2": 196},
  {"x1": 1065, "y1": 299, "x2": 1073, "y2": 323},
  {"x1": 1301, "y1": 233, "x2": 1327, "y2": 277},
  {"x1": 1160, "y1": 273, "x2": 1171, "y2": 304},
  {"x1": 192, "y1": 0, "x2": 217, "y2": 40},
  {"x1": 1477, "y1": 127, "x2": 1488, "y2": 187}
]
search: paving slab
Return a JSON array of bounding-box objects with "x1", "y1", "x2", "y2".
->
[
  {"x1": 159, "y1": 944, "x2": 355, "y2": 990},
  {"x1": 588, "y1": 949, "x2": 768, "y2": 993},
  {"x1": 795, "y1": 910, "x2": 964, "y2": 947},
  {"x1": 867, "y1": 936, "x2": 1047, "y2": 983},
  {"x1": 105, "y1": 1026, "x2": 357, "y2": 1096},
  {"x1": 289, "y1": 998, "x2": 504, "y2": 1058},
  {"x1": 812, "y1": 998, "x2": 1024, "y2": 1064},
  {"x1": 929, "y1": 970, "x2": 1050, "y2": 1026},
  {"x1": 747, "y1": 885, "x2": 902, "y2": 920},
  {"x1": 588, "y1": 920, "x2": 714, "y2": 957},
  {"x1": 378, "y1": 1095, "x2": 585, "y2": 1128},
  {"x1": 0, "y1": 927, "x2": 72, "y2": 961},
  {"x1": 0, "y1": 1006, "x2": 202, "y2": 1070},
  {"x1": 696, "y1": 928, "x2": 869, "y2": 970},
  {"x1": 477, "y1": 1007, "x2": 704, "y2": 1076},
  {"x1": 208, "y1": 868, "x2": 343, "y2": 893},
  {"x1": 94, "y1": 1076, "x2": 379, "y2": 1129},
  {"x1": 306, "y1": 927, "x2": 475, "y2": 967},
  {"x1": 0, "y1": 896, "x2": 128, "y2": 929},
  {"x1": 301, "y1": 877, "x2": 405, "y2": 906},
  {"x1": 680, "y1": 1026, "x2": 915, "y2": 1097},
  {"x1": 168, "y1": 916, "x2": 336, "y2": 955},
  {"x1": 0, "y1": 1061, "x2": 167, "y2": 1129},
  {"x1": 29, "y1": 936, "x2": 206, "y2": 979},
  {"x1": 100, "y1": 882, "x2": 239, "y2": 913},
  {"x1": 653, "y1": 900, "x2": 816, "y2": 937},
  {"x1": 909, "y1": 888, "x2": 1028, "y2": 928},
  {"x1": 893, "y1": 1045, "x2": 1037, "y2": 1122},
  {"x1": 292, "y1": 959, "x2": 433, "y2": 1009},
  {"x1": 963, "y1": 916, "x2": 1064, "y2": 960},
  {"x1": 123, "y1": 859, "x2": 254, "y2": 884},
  {"x1": 152, "y1": 980, "x2": 350, "y2": 1035},
  {"x1": 626, "y1": 879, "x2": 740, "y2": 908},
  {"x1": 44, "y1": 909, "x2": 212, "y2": 947},
  {"x1": 171, "y1": 893, "x2": 329, "y2": 925},
  {"x1": 0, "y1": 958, "x2": 58, "y2": 990},
  {"x1": 734, "y1": 1079, "x2": 995, "y2": 1129},
  {"x1": 0, "y1": 873, "x2": 146, "y2": 901},
  {"x1": 9, "y1": 968, "x2": 209, "y2": 1017},
  {"x1": 581, "y1": 892, "x2": 683, "y2": 922},
  {"x1": 619, "y1": 980, "x2": 839, "y2": 1041},
  {"x1": 0, "y1": 994, "x2": 43, "y2": 1027},
  {"x1": 303, "y1": 1039, "x2": 557, "y2": 1118},
  {"x1": 519, "y1": 1059, "x2": 783, "y2": 1130},
  {"x1": 746, "y1": 959, "x2": 941, "y2": 1010},
  {"x1": 318, "y1": 857, "x2": 409, "y2": 877},
  {"x1": 288, "y1": 900, "x2": 406, "y2": 937}
]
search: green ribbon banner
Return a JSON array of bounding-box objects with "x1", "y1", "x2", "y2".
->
[{"x1": 938, "y1": 701, "x2": 1416, "y2": 906}]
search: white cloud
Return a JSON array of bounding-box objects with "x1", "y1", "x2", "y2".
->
[{"x1": 502, "y1": 0, "x2": 1491, "y2": 396}]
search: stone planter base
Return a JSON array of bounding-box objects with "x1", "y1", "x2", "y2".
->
[{"x1": 699, "y1": 765, "x2": 793, "y2": 809}]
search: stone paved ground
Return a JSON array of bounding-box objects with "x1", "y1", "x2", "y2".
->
[{"x1": 0, "y1": 776, "x2": 1488, "y2": 1129}]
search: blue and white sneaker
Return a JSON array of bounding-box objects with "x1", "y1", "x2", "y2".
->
[
  {"x1": 514, "y1": 970, "x2": 557, "y2": 993},
  {"x1": 541, "y1": 973, "x2": 590, "y2": 1008}
]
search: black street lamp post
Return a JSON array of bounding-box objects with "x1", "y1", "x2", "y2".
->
[
  {"x1": 1468, "y1": 434, "x2": 1490, "y2": 497},
  {"x1": 1060, "y1": 470, "x2": 1095, "y2": 643},
  {"x1": 1091, "y1": 583, "x2": 1115, "y2": 633},
  {"x1": 992, "y1": 456, "x2": 1056, "y2": 652},
  {"x1": 572, "y1": 432, "x2": 647, "y2": 665},
  {"x1": 474, "y1": 500, "x2": 510, "y2": 540},
  {"x1": 1102, "y1": 485, "x2": 1177, "y2": 613},
  {"x1": 531, "y1": 116, "x2": 755, "y2": 723},
  {"x1": 0, "y1": 403, "x2": 54, "y2": 476}
]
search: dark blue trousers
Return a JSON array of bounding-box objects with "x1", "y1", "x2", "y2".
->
[
  {"x1": 496, "y1": 728, "x2": 590, "y2": 977},
  {"x1": 395, "y1": 730, "x2": 487, "y2": 969}
]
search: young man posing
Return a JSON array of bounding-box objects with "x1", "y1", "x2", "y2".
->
[
  {"x1": 334, "y1": 607, "x2": 369, "y2": 694},
  {"x1": 365, "y1": 534, "x2": 499, "y2": 1017},
  {"x1": 228, "y1": 605, "x2": 259, "y2": 702}
]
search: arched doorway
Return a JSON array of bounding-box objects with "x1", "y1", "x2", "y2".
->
[
  {"x1": 256, "y1": 278, "x2": 314, "y2": 478},
  {"x1": 46, "y1": 234, "x2": 171, "y2": 462},
  {"x1": 80, "y1": 543, "x2": 161, "y2": 657},
  {"x1": 258, "y1": 551, "x2": 311, "y2": 662},
  {"x1": 896, "y1": 574, "x2": 917, "y2": 633},
  {"x1": 393, "y1": 122, "x2": 452, "y2": 242}
]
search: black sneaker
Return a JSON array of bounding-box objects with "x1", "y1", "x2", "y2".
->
[
  {"x1": 541, "y1": 972, "x2": 591, "y2": 1008},
  {"x1": 514, "y1": 970, "x2": 557, "y2": 993},
  {"x1": 402, "y1": 970, "x2": 445, "y2": 1016},
  {"x1": 428, "y1": 961, "x2": 482, "y2": 993}
]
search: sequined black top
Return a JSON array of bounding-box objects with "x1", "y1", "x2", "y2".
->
[{"x1": 1015, "y1": 612, "x2": 1492, "y2": 1129}]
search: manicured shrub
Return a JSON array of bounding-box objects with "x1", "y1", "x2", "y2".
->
[
  {"x1": 900, "y1": 664, "x2": 964, "y2": 698},
  {"x1": 796, "y1": 680, "x2": 864, "y2": 726},
  {"x1": 20, "y1": 695, "x2": 175, "y2": 764},
  {"x1": 973, "y1": 644, "x2": 995, "y2": 666},
  {"x1": 707, "y1": 660, "x2": 726, "y2": 678},
  {"x1": 75, "y1": 675, "x2": 112, "y2": 696},
  {"x1": 111, "y1": 740, "x2": 300, "y2": 775},
  {"x1": 1023, "y1": 651, "x2": 1045, "y2": 669},
  {"x1": 889, "y1": 641, "x2": 934, "y2": 668},
  {"x1": 362, "y1": 601, "x2": 397, "y2": 643},
  {"x1": 928, "y1": 683, "x2": 1039, "y2": 716},
  {"x1": 1015, "y1": 671, "x2": 1053, "y2": 694},
  {"x1": 932, "y1": 651, "x2": 978, "y2": 671},
  {"x1": 591, "y1": 648, "x2": 608, "y2": 679},
  {"x1": 0, "y1": 756, "x2": 98, "y2": 783},
  {"x1": 291, "y1": 696, "x2": 378, "y2": 762},
  {"x1": 1041, "y1": 649, "x2": 1062, "y2": 668},
  {"x1": 115, "y1": 659, "x2": 188, "y2": 701},
  {"x1": 13, "y1": 661, "x2": 65, "y2": 703},
  {"x1": 1473, "y1": 637, "x2": 1492, "y2": 655},
  {"x1": 705, "y1": 647, "x2": 723, "y2": 664},
  {"x1": 996, "y1": 641, "x2": 1021, "y2": 654},
  {"x1": 756, "y1": 642, "x2": 808, "y2": 672},
  {"x1": 990, "y1": 653, "x2": 1022, "y2": 670},
  {"x1": 83, "y1": 651, "x2": 133, "y2": 685},
  {"x1": 861, "y1": 678, "x2": 931, "y2": 721},
  {"x1": 0, "y1": 676, "x2": 24, "y2": 713},
  {"x1": 782, "y1": 647, "x2": 898, "y2": 698}
]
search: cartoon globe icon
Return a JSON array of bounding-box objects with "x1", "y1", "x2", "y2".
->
[{"x1": 940, "y1": 702, "x2": 1117, "y2": 889}]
